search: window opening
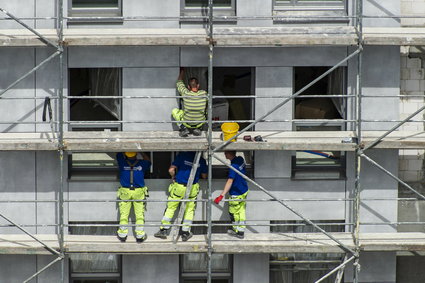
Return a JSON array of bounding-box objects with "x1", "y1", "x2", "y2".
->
[
  {"x1": 181, "y1": 0, "x2": 236, "y2": 18},
  {"x1": 273, "y1": 0, "x2": 347, "y2": 24},
  {"x1": 69, "y1": 222, "x2": 122, "y2": 283},
  {"x1": 68, "y1": 152, "x2": 118, "y2": 180},
  {"x1": 68, "y1": 0, "x2": 122, "y2": 17},
  {"x1": 292, "y1": 67, "x2": 346, "y2": 180},
  {"x1": 69, "y1": 68, "x2": 121, "y2": 131},
  {"x1": 274, "y1": 0, "x2": 345, "y2": 10},
  {"x1": 270, "y1": 220, "x2": 345, "y2": 283}
]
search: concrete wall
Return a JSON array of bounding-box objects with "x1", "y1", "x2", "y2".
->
[
  {"x1": 0, "y1": 0, "x2": 405, "y2": 281},
  {"x1": 401, "y1": 0, "x2": 425, "y2": 26},
  {"x1": 123, "y1": 255, "x2": 179, "y2": 283},
  {"x1": 399, "y1": 55, "x2": 425, "y2": 182}
]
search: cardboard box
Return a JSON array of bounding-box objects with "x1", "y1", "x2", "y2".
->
[
  {"x1": 295, "y1": 98, "x2": 339, "y2": 119},
  {"x1": 212, "y1": 99, "x2": 229, "y2": 129}
]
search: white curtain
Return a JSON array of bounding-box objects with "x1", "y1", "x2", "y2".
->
[
  {"x1": 327, "y1": 67, "x2": 345, "y2": 118},
  {"x1": 70, "y1": 225, "x2": 119, "y2": 273},
  {"x1": 90, "y1": 68, "x2": 120, "y2": 119}
]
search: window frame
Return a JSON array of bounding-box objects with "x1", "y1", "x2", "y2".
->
[
  {"x1": 291, "y1": 66, "x2": 347, "y2": 180},
  {"x1": 273, "y1": 0, "x2": 346, "y2": 11},
  {"x1": 69, "y1": 222, "x2": 122, "y2": 283},
  {"x1": 68, "y1": 67, "x2": 122, "y2": 132},
  {"x1": 180, "y1": 0, "x2": 236, "y2": 18},
  {"x1": 68, "y1": 152, "x2": 118, "y2": 181},
  {"x1": 68, "y1": 0, "x2": 123, "y2": 18},
  {"x1": 270, "y1": 220, "x2": 345, "y2": 283},
  {"x1": 180, "y1": 254, "x2": 233, "y2": 282},
  {"x1": 291, "y1": 123, "x2": 346, "y2": 180}
]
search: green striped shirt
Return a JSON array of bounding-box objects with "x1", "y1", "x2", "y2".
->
[{"x1": 177, "y1": 80, "x2": 207, "y2": 126}]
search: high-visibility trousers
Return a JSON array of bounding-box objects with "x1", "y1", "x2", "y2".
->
[
  {"x1": 161, "y1": 182, "x2": 200, "y2": 232},
  {"x1": 229, "y1": 191, "x2": 249, "y2": 233},
  {"x1": 117, "y1": 187, "x2": 148, "y2": 238},
  {"x1": 171, "y1": 108, "x2": 204, "y2": 129}
]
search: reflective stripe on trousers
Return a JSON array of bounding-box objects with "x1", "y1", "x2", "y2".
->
[
  {"x1": 229, "y1": 191, "x2": 249, "y2": 233},
  {"x1": 160, "y1": 182, "x2": 200, "y2": 232},
  {"x1": 117, "y1": 186, "x2": 148, "y2": 236}
]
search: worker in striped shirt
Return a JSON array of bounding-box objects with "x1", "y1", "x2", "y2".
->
[{"x1": 172, "y1": 68, "x2": 208, "y2": 137}]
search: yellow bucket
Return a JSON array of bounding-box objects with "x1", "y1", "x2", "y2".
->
[{"x1": 221, "y1": 122, "x2": 239, "y2": 142}]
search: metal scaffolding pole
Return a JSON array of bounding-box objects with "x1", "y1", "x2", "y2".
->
[
  {"x1": 0, "y1": 51, "x2": 60, "y2": 98},
  {"x1": 361, "y1": 153, "x2": 425, "y2": 200},
  {"x1": 353, "y1": 0, "x2": 364, "y2": 282},
  {"x1": 58, "y1": 0, "x2": 66, "y2": 282},
  {"x1": 315, "y1": 255, "x2": 355, "y2": 283},
  {"x1": 207, "y1": 0, "x2": 214, "y2": 282},
  {"x1": 212, "y1": 48, "x2": 361, "y2": 153},
  {"x1": 213, "y1": 153, "x2": 356, "y2": 255},
  {"x1": 172, "y1": 151, "x2": 202, "y2": 243},
  {"x1": 23, "y1": 257, "x2": 63, "y2": 283},
  {"x1": 0, "y1": 8, "x2": 58, "y2": 49}
]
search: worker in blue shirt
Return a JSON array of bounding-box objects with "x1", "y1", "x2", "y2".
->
[
  {"x1": 214, "y1": 151, "x2": 249, "y2": 239},
  {"x1": 154, "y1": 151, "x2": 207, "y2": 241},
  {"x1": 116, "y1": 152, "x2": 151, "y2": 243}
]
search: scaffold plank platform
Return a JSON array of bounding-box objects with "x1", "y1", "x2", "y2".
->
[
  {"x1": 0, "y1": 131, "x2": 424, "y2": 151},
  {"x1": 1, "y1": 232, "x2": 425, "y2": 255},
  {"x1": 0, "y1": 27, "x2": 425, "y2": 47}
]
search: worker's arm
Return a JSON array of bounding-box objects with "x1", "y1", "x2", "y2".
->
[
  {"x1": 177, "y1": 68, "x2": 190, "y2": 96},
  {"x1": 220, "y1": 178, "x2": 233, "y2": 197},
  {"x1": 169, "y1": 165, "x2": 177, "y2": 182},
  {"x1": 214, "y1": 178, "x2": 233, "y2": 204},
  {"x1": 178, "y1": 67, "x2": 185, "y2": 80}
]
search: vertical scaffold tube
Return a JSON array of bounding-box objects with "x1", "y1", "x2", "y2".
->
[
  {"x1": 353, "y1": 0, "x2": 363, "y2": 282},
  {"x1": 58, "y1": 0, "x2": 65, "y2": 282},
  {"x1": 207, "y1": 0, "x2": 214, "y2": 282}
]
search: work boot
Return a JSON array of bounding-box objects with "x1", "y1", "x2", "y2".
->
[
  {"x1": 154, "y1": 228, "x2": 170, "y2": 239},
  {"x1": 181, "y1": 231, "x2": 193, "y2": 242},
  {"x1": 179, "y1": 125, "x2": 190, "y2": 137},
  {"x1": 192, "y1": 128, "x2": 202, "y2": 136},
  {"x1": 117, "y1": 234, "x2": 127, "y2": 242},
  {"x1": 227, "y1": 229, "x2": 244, "y2": 239},
  {"x1": 136, "y1": 233, "x2": 147, "y2": 243}
]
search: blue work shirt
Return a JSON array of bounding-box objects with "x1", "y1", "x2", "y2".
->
[
  {"x1": 228, "y1": 156, "x2": 248, "y2": 196},
  {"x1": 117, "y1": 153, "x2": 151, "y2": 188},
  {"x1": 172, "y1": 152, "x2": 207, "y2": 184}
]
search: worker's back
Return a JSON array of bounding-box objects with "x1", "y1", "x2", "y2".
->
[{"x1": 177, "y1": 80, "x2": 207, "y2": 127}]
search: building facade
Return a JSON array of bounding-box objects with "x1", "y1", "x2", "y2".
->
[{"x1": 0, "y1": 0, "x2": 424, "y2": 282}]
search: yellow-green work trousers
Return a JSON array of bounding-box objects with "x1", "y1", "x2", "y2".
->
[
  {"x1": 161, "y1": 182, "x2": 200, "y2": 232},
  {"x1": 117, "y1": 187, "x2": 148, "y2": 238},
  {"x1": 229, "y1": 191, "x2": 249, "y2": 233},
  {"x1": 171, "y1": 108, "x2": 203, "y2": 129}
]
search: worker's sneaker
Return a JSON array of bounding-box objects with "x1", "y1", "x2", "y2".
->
[
  {"x1": 136, "y1": 233, "x2": 147, "y2": 243},
  {"x1": 181, "y1": 231, "x2": 193, "y2": 242},
  {"x1": 227, "y1": 229, "x2": 244, "y2": 239},
  {"x1": 192, "y1": 128, "x2": 202, "y2": 136},
  {"x1": 179, "y1": 125, "x2": 190, "y2": 137},
  {"x1": 117, "y1": 234, "x2": 127, "y2": 242},
  {"x1": 154, "y1": 228, "x2": 170, "y2": 239}
]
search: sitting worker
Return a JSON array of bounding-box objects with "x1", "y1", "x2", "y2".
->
[
  {"x1": 214, "y1": 151, "x2": 249, "y2": 239},
  {"x1": 116, "y1": 152, "x2": 151, "y2": 243},
  {"x1": 172, "y1": 67, "x2": 208, "y2": 137},
  {"x1": 154, "y1": 151, "x2": 207, "y2": 241}
]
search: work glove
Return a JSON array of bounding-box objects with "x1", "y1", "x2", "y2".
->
[{"x1": 214, "y1": 195, "x2": 223, "y2": 204}]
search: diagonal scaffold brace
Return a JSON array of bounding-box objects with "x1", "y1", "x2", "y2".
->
[
  {"x1": 172, "y1": 151, "x2": 202, "y2": 243},
  {"x1": 212, "y1": 153, "x2": 356, "y2": 255}
]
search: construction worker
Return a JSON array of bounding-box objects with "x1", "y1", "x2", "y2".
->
[
  {"x1": 116, "y1": 152, "x2": 151, "y2": 243},
  {"x1": 172, "y1": 67, "x2": 208, "y2": 137},
  {"x1": 154, "y1": 151, "x2": 208, "y2": 241},
  {"x1": 214, "y1": 151, "x2": 248, "y2": 239}
]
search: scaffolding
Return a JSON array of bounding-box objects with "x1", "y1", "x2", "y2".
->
[{"x1": 1, "y1": 0, "x2": 425, "y2": 282}]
